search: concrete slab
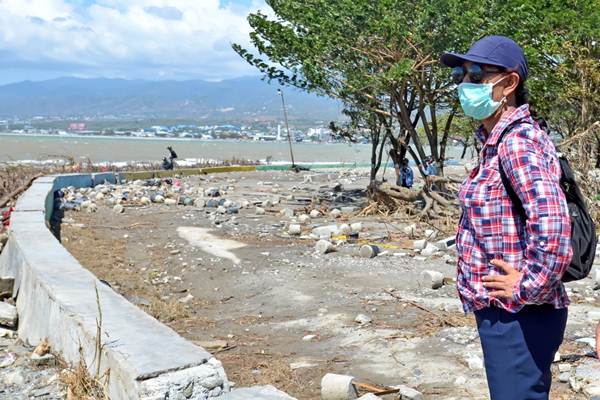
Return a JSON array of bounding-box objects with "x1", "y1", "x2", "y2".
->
[
  {"x1": 0, "y1": 301, "x2": 17, "y2": 327},
  {"x1": 92, "y1": 172, "x2": 117, "y2": 185},
  {"x1": 15, "y1": 183, "x2": 54, "y2": 212},
  {"x1": 219, "y1": 386, "x2": 297, "y2": 400}
]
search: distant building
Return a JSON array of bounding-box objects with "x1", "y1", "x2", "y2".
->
[
  {"x1": 307, "y1": 127, "x2": 333, "y2": 142},
  {"x1": 68, "y1": 122, "x2": 86, "y2": 131}
]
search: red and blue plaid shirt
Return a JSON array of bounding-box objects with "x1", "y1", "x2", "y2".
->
[{"x1": 456, "y1": 104, "x2": 572, "y2": 313}]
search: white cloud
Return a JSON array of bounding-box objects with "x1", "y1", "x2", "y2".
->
[{"x1": 0, "y1": 0, "x2": 270, "y2": 83}]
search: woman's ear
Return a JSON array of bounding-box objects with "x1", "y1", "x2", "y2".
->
[{"x1": 502, "y1": 72, "x2": 520, "y2": 97}]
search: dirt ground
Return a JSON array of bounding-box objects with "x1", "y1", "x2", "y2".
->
[{"x1": 59, "y1": 170, "x2": 596, "y2": 399}]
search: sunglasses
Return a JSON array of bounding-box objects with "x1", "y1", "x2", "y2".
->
[{"x1": 451, "y1": 64, "x2": 504, "y2": 84}]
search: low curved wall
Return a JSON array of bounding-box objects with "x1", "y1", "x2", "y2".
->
[{"x1": 0, "y1": 173, "x2": 231, "y2": 399}]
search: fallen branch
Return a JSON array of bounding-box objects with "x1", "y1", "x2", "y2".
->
[
  {"x1": 383, "y1": 289, "x2": 458, "y2": 327},
  {"x1": 0, "y1": 173, "x2": 44, "y2": 208}
]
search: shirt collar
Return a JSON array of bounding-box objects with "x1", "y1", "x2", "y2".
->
[{"x1": 475, "y1": 104, "x2": 533, "y2": 147}]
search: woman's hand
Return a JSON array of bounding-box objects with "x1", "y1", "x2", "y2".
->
[{"x1": 482, "y1": 259, "x2": 524, "y2": 299}]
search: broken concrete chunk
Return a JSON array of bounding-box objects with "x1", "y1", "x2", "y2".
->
[
  {"x1": 354, "y1": 314, "x2": 372, "y2": 325},
  {"x1": 312, "y1": 225, "x2": 339, "y2": 239},
  {"x1": 330, "y1": 209, "x2": 342, "y2": 219},
  {"x1": 315, "y1": 240, "x2": 335, "y2": 255},
  {"x1": 357, "y1": 394, "x2": 379, "y2": 400},
  {"x1": 0, "y1": 277, "x2": 14, "y2": 300},
  {"x1": 255, "y1": 207, "x2": 266, "y2": 215},
  {"x1": 435, "y1": 236, "x2": 456, "y2": 251},
  {"x1": 413, "y1": 239, "x2": 427, "y2": 250},
  {"x1": 419, "y1": 270, "x2": 444, "y2": 290},
  {"x1": 338, "y1": 224, "x2": 351, "y2": 235},
  {"x1": 403, "y1": 224, "x2": 416, "y2": 236},
  {"x1": 298, "y1": 214, "x2": 311, "y2": 224},
  {"x1": 359, "y1": 245, "x2": 379, "y2": 259},
  {"x1": 309, "y1": 210, "x2": 321, "y2": 218},
  {"x1": 320, "y1": 373, "x2": 358, "y2": 400},
  {"x1": 194, "y1": 340, "x2": 228, "y2": 352},
  {"x1": 288, "y1": 224, "x2": 302, "y2": 235},
  {"x1": 280, "y1": 208, "x2": 294, "y2": 218},
  {"x1": 393, "y1": 385, "x2": 423, "y2": 400},
  {"x1": 30, "y1": 353, "x2": 56, "y2": 367},
  {"x1": 421, "y1": 243, "x2": 439, "y2": 257},
  {"x1": 424, "y1": 229, "x2": 438, "y2": 240},
  {"x1": 350, "y1": 222, "x2": 362, "y2": 233},
  {"x1": 0, "y1": 302, "x2": 17, "y2": 328}
]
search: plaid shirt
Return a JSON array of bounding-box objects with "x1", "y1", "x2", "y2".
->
[{"x1": 456, "y1": 104, "x2": 572, "y2": 313}]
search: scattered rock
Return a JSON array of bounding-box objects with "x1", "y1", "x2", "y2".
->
[
  {"x1": 359, "y1": 245, "x2": 379, "y2": 259},
  {"x1": 0, "y1": 352, "x2": 17, "y2": 368},
  {"x1": 465, "y1": 353, "x2": 484, "y2": 370},
  {"x1": 30, "y1": 353, "x2": 56, "y2": 367},
  {"x1": 178, "y1": 294, "x2": 194, "y2": 304},
  {"x1": 403, "y1": 224, "x2": 416, "y2": 236},
  {"x1": 321, "y1": 373, "x2": 358, "y2": 400},
  {"x1": 315, "y1": 240, "x2": 335, "y2": 255},
  {"x1": 393, "y1": 385, "x2": 423, "y2": 400},
  {"x1": 194, "y1": 340, "x2": 228, "y2": 352},
  {"x1": 419, "y1": 270, "x2": 445, "y2": 289},
  {"x1": 413, "y1": 239, "x2": 427, "y2": 250},
  {"x1": 357, "y1": 394, "x2": 378, "y2": 400},
  {"x1": 312, "y1": 225, "x2": 339, "y2": 239},
  {"x1": 3, "y1": 369, "x2": 25, "y2": 386},
  {"x1": 350, "y1": 222, "x2": 362, "y2": 233},
  {"x1": 309, "y1": 210, "x2": 321, "y2": 218},
  {"x1": 255, "y1": 207, "x2": 266, "y2": 215},
  {"x1": 113, "y1": 204, "x2": 124, "y2": 214},
  {"x1": 302, "y1": 334, "x2": 317, "y2": 341},
  {"x1": 298, "y1": 214, "x2": 311, "y2": 224},
  {"x1": 288, "y1": 224, "x2": 302, "y2": 235},
  {"x1": 280, "y1": 208, "x2": 294, "y2": 218},
  {"x1": 421, "y1": 243, "x2": 439, "y2": 257},
  {"x1": 424, "y1": 229, "x2": 438, "y2": 240},
  {"x1": 330, "y1": 208, "x2": 342, "y2": 219},
  {"x1": 0, "y1": 302, "x2": 17, "y2": 328},
  {"x1": 354, "y1": 314, "x2": 372, "y2": 325},
  {"x1": 33, "y1": 338, "x2": 51, "y2": 356},
  {"x1": 0, "y1": 277, "x2": 14, "y2": 299},
  {"x1": 153, "y1": 195, "x2": 165, "y2": 203},
  {"x1": 164, "y1": 198, "x2": 177, "y2": 206},
  {"x1": 338, "y1": 224, "x2": 351, "y2": 235}
]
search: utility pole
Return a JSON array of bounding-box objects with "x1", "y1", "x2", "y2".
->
[{"x1": 277, "y1": 89, "x2": 296, "y2": 168}]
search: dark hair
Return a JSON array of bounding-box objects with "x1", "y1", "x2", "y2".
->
[{"x1": 516, "y1": 80, "x2": 529, "y2": 106}]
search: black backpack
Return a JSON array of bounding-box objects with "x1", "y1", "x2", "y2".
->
[{"x1": 498, "y1": 121, "x2": 597, "y2": 282}]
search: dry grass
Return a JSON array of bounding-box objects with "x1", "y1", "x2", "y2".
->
[
  {"x1": 60, "y1": 351, "x2": 110, "y2": 400},
  {"x1": 142, "y1": 298, "x2": 191, "y2": 323},
  {"x1": 59, "y1": 286, "x2": 110, "y2": 400}
]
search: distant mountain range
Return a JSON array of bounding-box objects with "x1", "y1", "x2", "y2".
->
[{"x1": 0, "y1": 77, "x2": 340, "y2": 122}]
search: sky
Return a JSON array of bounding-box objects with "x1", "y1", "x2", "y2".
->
[{"x1": 0, "y1": 0, "x2": 272, "y2": 84}]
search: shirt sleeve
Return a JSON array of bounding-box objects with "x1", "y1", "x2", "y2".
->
[{"x1": 498, "y1": 130, "x2": 572, "y2": 304}]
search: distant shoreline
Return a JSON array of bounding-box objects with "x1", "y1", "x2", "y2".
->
[{"x1": 0, "y1": 132, "x2": 357, "y2": 145}]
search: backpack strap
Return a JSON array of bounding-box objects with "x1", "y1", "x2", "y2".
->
[{"x1": 497, "y1": 120, "x2": 532, "y2": 223}]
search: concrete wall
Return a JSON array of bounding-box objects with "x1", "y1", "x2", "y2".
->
[
  {"x1": 1, "y1": 172, "x2": 297, "y2": 400},
  {"x1": 1, "y1": 173, "x2": 231, "y2": 399}
]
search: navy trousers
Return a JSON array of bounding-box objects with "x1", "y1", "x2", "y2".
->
[{"x1": 474, "y1": 304, "x2": 568, "y2": 400}]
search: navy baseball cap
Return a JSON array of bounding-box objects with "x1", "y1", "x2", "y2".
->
[{"x1": 441, "y1": 35, "x2": 528, "y2": 82}]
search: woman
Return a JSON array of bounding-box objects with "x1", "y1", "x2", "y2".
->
[{"x1": 441, "y1": 35, "x2": 572, "y2": 399}]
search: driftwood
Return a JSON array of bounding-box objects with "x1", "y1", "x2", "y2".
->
[
  {"x1": 0, "y1": 173, "x2": 44, "y2": 208},
  {"x1": 367, "y1": 180, "x2": 460, "y2": 220}
]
